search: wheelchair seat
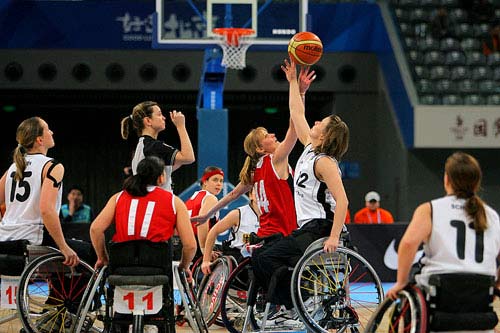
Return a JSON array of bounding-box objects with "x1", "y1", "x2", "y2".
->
[
  {"x1": 0, "y1": 239, "x2": 29, "y2": 276},
  {"x1": 365, "y1": 272, "x2": 498, "y2": 332},
  {"x1": 426, "y1": 273, "x2": 498, "y2": 331}
]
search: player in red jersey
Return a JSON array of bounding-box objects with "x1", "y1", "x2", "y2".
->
[
  {"x1": 90, "y1": 156, "x2": 196, "y2": 277},
  {"x1": 185, "y1": 166, "x2": 224, "y2": 259},
  {"x1": 190, "y1": 73, "x2": 314, "y2": 238}
]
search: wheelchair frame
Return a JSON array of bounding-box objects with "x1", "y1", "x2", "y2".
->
[
  {"x1": 73, "y1": 242, "x2": 209, "y2": 333},
  {"x1": 0, "y1": 242, "x2": 93, "y2": 333},
  {"x1": 365, "y1": 275, "x2": 500, "y2": 333},
  {"x1": 217, "y1": 235, "x2": 384, "y2": 333}
]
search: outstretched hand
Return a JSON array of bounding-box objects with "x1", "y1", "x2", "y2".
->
[
  {"x1": 190, "y1": 214, "x2": 210, "y2": 226},
  {"x1": 281, "y1": 58, "x2": 298, "y2": 83},
  {"x1": 299, "y1": 66, "x2": 316, "y2": 95},
  {"x1": 170, "y1": 110, "x2": 186, "y2": 128}
]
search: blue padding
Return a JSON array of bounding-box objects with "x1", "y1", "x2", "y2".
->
[{"x1": 197, "y1": 108, "x2": 228, "y2": 177}]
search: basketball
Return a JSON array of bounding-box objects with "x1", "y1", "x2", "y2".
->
[{"x1": 288, "y1": 31, "x2": 323, "y2": 66}]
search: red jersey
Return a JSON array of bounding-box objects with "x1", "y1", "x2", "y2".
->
[
  {"x1": 253, "y1": 154, "x2": 297, "y2": 237},
  {"x1": 113, "y1": 187, "x2": 176, "y2": 242},
  {"x1": 185, "y1": 190, "x2": 218, "y2": 235}
]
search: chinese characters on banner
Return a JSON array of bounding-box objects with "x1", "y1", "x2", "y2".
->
[{"x1": 415, "y1": 106, "x2": 500, "y2": 148}]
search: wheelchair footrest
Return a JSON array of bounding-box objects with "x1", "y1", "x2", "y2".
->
[
  {"x1": 108, "y1": 274, "x2": 168, "y2": 286},
  {"x1": 430, "y1": 311, "x2": 498, "y2": 331}
]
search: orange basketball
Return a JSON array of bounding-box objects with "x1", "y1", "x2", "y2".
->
[{"x1": 288, "y1": 31, "x2": 323, "y2": 66}]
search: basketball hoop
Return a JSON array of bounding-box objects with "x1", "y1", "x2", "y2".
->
[{"x1": 213, "y1": 28, "x2": 255, "y2": 70}]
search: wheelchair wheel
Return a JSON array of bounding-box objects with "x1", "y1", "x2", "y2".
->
[
  {"x1": 364, "y1": 285, "x2": 427, "y2": 333},
  {"x1": 220, "y1": 257, "x2": 266, "y2": 333},
  {"x1": 72, "y1": 267, "x2": 108, "y2": 333},
  {"x1": 196, "y1": 256, "x2": 234, "y2": 327},
  {"x1": 291, "y1": 246, "x2": 384, "y2": 333},
  {"x1": 16, "y1": 253, "x2": 94, "y2": 333}
]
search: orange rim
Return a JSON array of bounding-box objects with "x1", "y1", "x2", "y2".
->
[{"x1": 213, "y1": 28, "x2": 255, "y2": 46}]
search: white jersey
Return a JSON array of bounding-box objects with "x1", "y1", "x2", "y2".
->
[
  {"x1": 1, "y1": 154, "x2": 62, "y2": 245},
  {"x1": 230, "y1": 204, "x2": 260, "y2": 250},
  {"x1": 416, "y1": 195, "x2": 500, "y2": 289},
  {"x1": 294, "y1": 144, "x2": 340, "y2": 228}
]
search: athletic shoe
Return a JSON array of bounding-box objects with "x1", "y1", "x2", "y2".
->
[{"x1": 267, "y1": 307, "x2": 305, "y2": 330}]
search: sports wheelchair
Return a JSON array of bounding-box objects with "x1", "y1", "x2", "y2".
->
[
  {"x1": 73, "y1": 239, "x2": 208, "y2": 333},
  {"x1": 364, "y1": 273, "x2": 499, "y2": 333},
  {"x1": 0, "y1": 239, "x2": 95, "y2": 333},
  {"x1": 218, "y1": 233, "x2": 385, "y2": 333}
]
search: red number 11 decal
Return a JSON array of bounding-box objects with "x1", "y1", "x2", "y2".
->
[{"x1": 123, "y1": 291, "x2": 153, "y2": 310}]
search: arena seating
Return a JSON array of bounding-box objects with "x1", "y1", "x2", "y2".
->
[{"x1": 390, "y1": 0, "x2": 500, "y2": 105}]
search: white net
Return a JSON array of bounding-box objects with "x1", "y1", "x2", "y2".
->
[{"x1": 214, "y1": 31, "x2": 254, "y2": 70}]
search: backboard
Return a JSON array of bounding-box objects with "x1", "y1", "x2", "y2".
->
[{"x1": 154, "y1": 0, "x2": 308, "y2": 49}]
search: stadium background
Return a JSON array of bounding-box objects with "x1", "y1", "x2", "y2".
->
[{"x1": 1, "y1": 0, "x2": 499, "y2": 225}]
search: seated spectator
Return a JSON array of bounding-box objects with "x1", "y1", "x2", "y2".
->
[
  {"x1": 60, "y1": 185, "x2": 93, "y2": 223},
  {"x1": 430, "y1": 7, "x2": 454, "y2": 39},
  {"x1": 482, "y1": 20, "x2": 500, "y2": 56},
  {"x1": 353, "y1": 191, "x2": 394, "y2": 224}
]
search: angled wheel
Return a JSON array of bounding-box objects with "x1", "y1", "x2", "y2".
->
[
  {"x1": 291, "y1": 246, "x2": 384, "y2": 333},
  {"x1": 174, "y1": 265, "x2": 209, "y2": 333},
  {"x1": 220, "y1": 258, "x2": 266, "y2": 333},
  {"x1": 364, "y1": 285, "x2": 427, "y2": 333},
  {"x1": 196, "y1": 256, "x2": 234, "y2": 327},
  {"x1": 72, "y1": 266, "x2": 108, "y2": 333},
  {"x1": 17, "y1": 253, "x2": 94, "y2": 333}
]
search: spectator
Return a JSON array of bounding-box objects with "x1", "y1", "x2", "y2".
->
[
  {"x1": 386, "y1": 152, "x2": 500, "y2": 299},
  {"x1": 430, "y1": 7, "x2": 454, "y2": 39},
  {"x1": 60, "y1": 185, "x2": 93, "y2": 223},
  {"x1": 354, "y1": 191, "x2": 394, "y2": 224},
  {"x1": 482, "y1": 20, "x2": 500, "y2": 56}
]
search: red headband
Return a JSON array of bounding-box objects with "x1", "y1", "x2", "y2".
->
[{"x1": 201, "y1": 169, "x2": 224, "y2": 183}]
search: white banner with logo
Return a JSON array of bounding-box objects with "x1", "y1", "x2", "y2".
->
[{"x1": 414, "y1": 106, "x2": 500, "y2": 148}]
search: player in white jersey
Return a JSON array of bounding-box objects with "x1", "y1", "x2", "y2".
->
[
  {"x1": 251, "y1": 59, "x2": 350, "y2": 314},
  {"x1": 0, "y1": 117, "x2": 81, "y2": 266},
  {"x1": 201, "y1": 188, "x2": 260, "y2": 275},
  {"x1": 120, "y1": 101, "x2": 195, "y2": 191},
  {"x1": 387, "y1": 152, "x2": 500, "y2": 331}
]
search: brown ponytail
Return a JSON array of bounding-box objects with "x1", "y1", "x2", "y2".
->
[
  {"x1": 121, "y1": 101, "x2": 158, "y2": 139},
  {"x1": 14, "y1": 117, "x2": 44, "y2": 181}
]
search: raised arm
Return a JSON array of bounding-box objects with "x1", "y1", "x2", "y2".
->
[
  {"x1": 191, "y1": 181, "x2": 252, "y2": 224},
  {"x1": 170, "y1": 110, "x2": 195, "y2": 171},
  {"x1": 201, "y1": 208, "x2": 240, "y2": 275},
  {"x1": 282, "y1": 59, "x2": 315, "y2": 146}
]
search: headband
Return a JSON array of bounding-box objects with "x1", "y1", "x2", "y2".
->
[{"x1": 201, "y1": 169, "x2": 224, "y2": 183}]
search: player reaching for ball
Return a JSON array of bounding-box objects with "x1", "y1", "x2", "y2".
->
[{"x1": 251, "y1": 58, "x2": 350, "y2": 318}]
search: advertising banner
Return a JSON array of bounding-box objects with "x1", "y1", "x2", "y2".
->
[{"x1": 415, "y1": 106, "x2": 500, "y2": 148}]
